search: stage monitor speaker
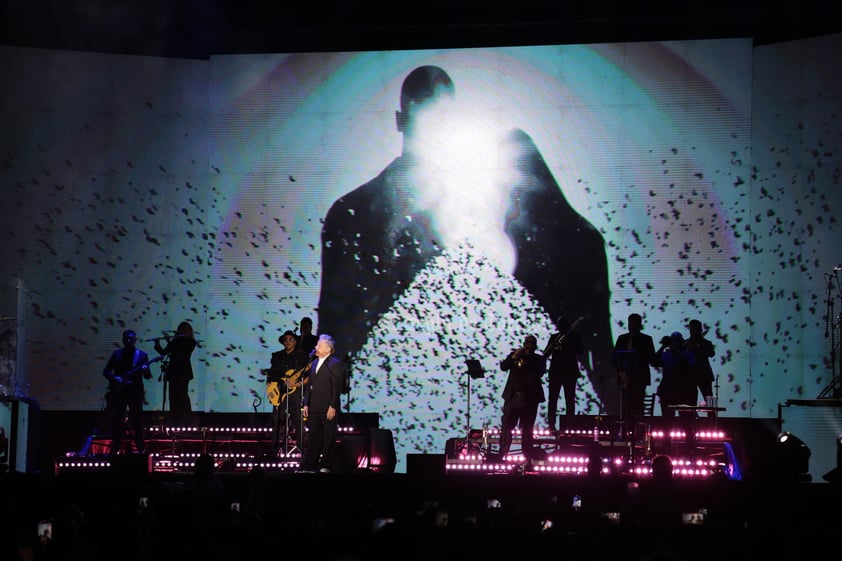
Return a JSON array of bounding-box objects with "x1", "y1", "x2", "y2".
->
[
  {"x1": 335, "y1": 433, "x2": 369, "y2": 474},
  {"x1": 369, "y1": 428, "x2": 396, "y2": 474},
  {"x1": 407, "y1": 453, "x2": 445, "y2": 479},
  {"x1": 338, "y1": 412, "x2": 379, "y2": 429},
  {"x1": 110, "y1": 453, "x2": 151, "y2": 478},
  {"x1": 333, "y1": 428, "x2": 396, "y2": 474}
]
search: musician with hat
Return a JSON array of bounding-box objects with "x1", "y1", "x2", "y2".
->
[{"x1": 265, "y1": 330, "x2": 311, "y2": 457}]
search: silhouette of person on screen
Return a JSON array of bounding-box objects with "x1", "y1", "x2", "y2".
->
[{"x1": 318, "y1": 64, "x2": 613, "y2": 412}]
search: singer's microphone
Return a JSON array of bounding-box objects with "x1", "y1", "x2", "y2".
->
[{"x1": 308, "y1": 349, "x2": 316, "y2": 360}]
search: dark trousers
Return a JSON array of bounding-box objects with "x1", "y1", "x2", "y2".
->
[
  {"x1": 107, "y1": 390, "x2": 145, "y2": 455},
  {"x1": 499, "y1": 402, "x2": 538, "y2": 459},
  {"x1": 622, "y1": 380, "x2": 647, "y2": 421},
  {"x1": 697, "y1": 380, "x2": 716, "y2": 418},
  {"x1": 301, "y1": 412, "x2": 337, "y2": 471},
  {"x1": 698, "y1": 380, "x2": 713, "y2": 400},
  {"x1": 168, "y1": 377, "x2": 192, "y2": 427},
  {"x1": 547, "y1": 375, "x2": 577, "y2": 428}
]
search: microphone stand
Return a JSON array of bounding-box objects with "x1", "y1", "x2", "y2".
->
[
  {"x1": 298, "y1": 392, "x2": 306, "y2": 469},
  {"x1": 714, "y1": 373, "x2": 720, "y2": 404},
  {"x1": 158, "y1": 356, "x2": 170, "y2": 427},
  {"x1": 149, "y1": 335, "x2": 173, "y2": 427},
  {"x1": 289, "y1": 359, "x2": 315, "y2": 463},
  {"x1": 818, "y1": 270, "x2": 842, "y2": 399},
  {"x1": 344, "y1": 352, "x2": 352, "y2": 414},
  {"x1": 298, "y1": 360, "x2": 315, "y2": 470},
  {"x1": 282, "y1": 384, "x2": 297, "y2": 457},
  {"x1": 279, "y1": 370, "x2": 299, "y2": 458}
]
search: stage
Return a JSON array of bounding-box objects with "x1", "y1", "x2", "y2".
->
[{"x1": 18, "y1": 409, "x2": 789, "y2": 483}]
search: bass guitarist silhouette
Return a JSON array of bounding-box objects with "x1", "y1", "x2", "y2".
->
[{"x1": 102, "y1": 330, "x2": 154, "y2": 456}]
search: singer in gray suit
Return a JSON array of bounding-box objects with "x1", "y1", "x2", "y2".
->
[{"x1": 300, "y1": 334, "x2": 345, "y2": 473}]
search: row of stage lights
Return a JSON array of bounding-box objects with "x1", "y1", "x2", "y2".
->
[
  {"x1": 55, "y1": 451, "x2": 289, "y2": 474},
  {"x1": 478, "y1": 427, "x2": 728, "y2": 441},
  {"x1": 56, "y1": 445, "x2": 388, "y2": 474},
  {"x1": 144, "y1": 426, "x2": 362, "y2": 435},
  {"x1": 447, "y1": 451, "x2": 725, "y2": 479}
]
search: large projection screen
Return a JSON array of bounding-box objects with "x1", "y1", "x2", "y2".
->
[{"x1": 2, "y1": 35, "x2": 841, "y2": 472}]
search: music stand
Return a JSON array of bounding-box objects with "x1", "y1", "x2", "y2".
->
[
  {"x1": 614, "y1": 350, "x2": 639, "y2": 419},
  {"x1": 613, "y1": 349, "x2": 645, "y2": 449},
  {"x1": 462, "y1": 360, "x2": 485, "y2": 454}
]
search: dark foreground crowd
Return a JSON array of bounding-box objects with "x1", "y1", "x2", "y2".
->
[{"x1": 2, "y1": 454, "x2": 841, "y2": 561}]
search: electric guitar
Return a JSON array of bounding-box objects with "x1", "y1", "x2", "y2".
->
[
  {"x1": 265, "y1": 362, "x2": 311, "y2": 407},
  {"x1": 108, "y1": 355, "x2": 163, "y2": 393},
  {"x1": 543, "y1": 316, "x2": 585, "y2": 355}
]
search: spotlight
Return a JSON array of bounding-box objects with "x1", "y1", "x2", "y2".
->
[{"x1": 776, "y1": 432, "x2": 812, "y2": 482}]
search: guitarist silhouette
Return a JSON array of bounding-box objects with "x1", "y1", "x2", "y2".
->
[
  {"x1": 264, "y1": 330, "x2": 310, "y2": 457},
  {"x1": 543, "y1": 316, "x2": 586, "y2": 430},
  {"x1": 102, "y1": 330, "x2": 152, "y2": 456}
]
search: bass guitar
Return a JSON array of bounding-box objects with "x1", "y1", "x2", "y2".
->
[
  {"x1": 108, "y1": 355, "x2": 163, "y2": 393},
  {"x1": 265, "y1": 362, "x2": 311, "y2": 407}
]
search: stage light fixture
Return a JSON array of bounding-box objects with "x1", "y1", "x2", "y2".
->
[{"x1": 776, "y1": 431, "x2": 812, "y2": 482}]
